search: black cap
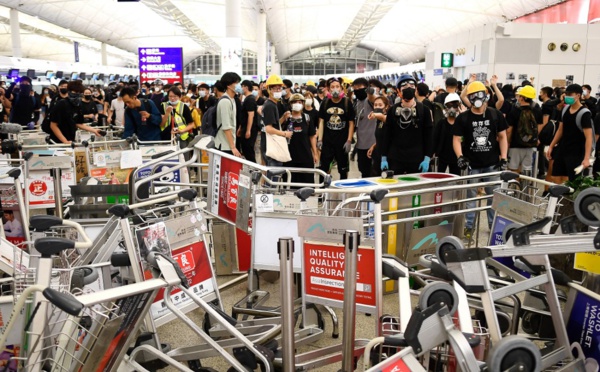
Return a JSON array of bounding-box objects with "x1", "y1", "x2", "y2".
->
[
  {"x1": 445, "y1": 77, "x2": 458, "y2": 87},
  {"x1": 565, "y1": 84, "x2": 583, "y2": 95},
  {"x1": 20, "y1": 76, "x2": 32, "y2": 84},
  {"x1": 306, "y1": 85, "x2": 317, "y2": 94}
]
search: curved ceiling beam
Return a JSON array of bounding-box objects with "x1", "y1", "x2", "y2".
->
[{"x1": 336, "y1": 0, "x2": 399, "y2": 52}]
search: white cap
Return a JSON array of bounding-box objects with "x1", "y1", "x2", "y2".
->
[{"x1": 444, "y1": 93, "x2": 461, "y2": 105}]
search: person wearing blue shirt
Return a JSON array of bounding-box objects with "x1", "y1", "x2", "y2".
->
[{"x1": 120, "y1": 87, "x2": 162, "y2": 141}]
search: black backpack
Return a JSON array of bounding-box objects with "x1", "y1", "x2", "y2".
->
[
  {"x1": 512, "y1": 106, "x2": 539, "y2": 148},
  {"x1": 538, "y1": 119, "x2": 557, "y2": 146},
  {"x1": 431, "y1": 101, "x2": 446, "y2": 127},
  {"x1": 201, "y1": 96, "x2": 232, "y2": 137}
]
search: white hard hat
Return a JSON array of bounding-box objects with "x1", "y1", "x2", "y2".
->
[{"x1": 444, "y1": 93, "x2": 461, "y2": 105}]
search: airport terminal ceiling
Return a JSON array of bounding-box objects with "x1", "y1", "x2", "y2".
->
[{"x1": 0, "y1": 0, "x2": 565, "y2": 67}]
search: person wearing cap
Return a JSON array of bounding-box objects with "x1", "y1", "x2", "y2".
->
[
  {"x1": 379, "y1": 74, "x2": 433, "y2": 175},
  {"x1": 9, "y1": 76, "x2": 41, "y2": 129},
  {"x1": 453, "y1": 81, "x2": 508, "y2": 241},
  {"x1": 285, "y1": 93, "x2": 318, "y2": 184},
  {"x1": 260, "y1": 74, "x2": 292, "y2": 166},
  {"x1": 547, "y1": 84, "x2": 594, "y2": 182},
  {"x1": 505, "y1": 85, "x2": 542, "y2": 177},
  {"x1": 317, "y1": 77, "x2": 355, "y2": 180},
  {"x1": 432, "y1": 93, "x2": 463, "y2": 175},
  {"x1": 434, "y1": 77, "x2": 459, "y2": 105}
]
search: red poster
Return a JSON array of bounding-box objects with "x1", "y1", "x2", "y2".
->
[
  {"x1": 235, "y1": 228, "x2": 251, "y2": 272},
  {"x1": 303, "y1": 242, "x2": 376, "y2": 308},
  {"x1": 146, "y1": 241, "x2": 215, "y2": 320},
  {"x1": 374, "y1": 357, "x2": 411, "y2": 372},
  {"x1": 515, "y1": 0, "x2": 591, "y2": 24},
  {"x1": 217, "y1": 156, "x2": 243, "y2": 225}
]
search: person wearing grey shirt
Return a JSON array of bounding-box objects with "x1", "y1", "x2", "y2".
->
[
  {"x1": 352, "y1": 78, "x2": 384, "y2": 177},
  {"x1": 215, "y1": 72, "x2": 242, "y2": 157}
]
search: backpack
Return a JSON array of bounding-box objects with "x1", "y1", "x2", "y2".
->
[
  {"x1": 431, "y1": 101, "x2": 446, "y2": 127},
  {"x1": 561, "y1": 105, "x2": 596, "y2": 157},
  {"x1": 201, "y1": 97, "x2": 226, "y2": 137},
  {"x1": 513, "y1": 106, "x2": 539, "y2": 147}
]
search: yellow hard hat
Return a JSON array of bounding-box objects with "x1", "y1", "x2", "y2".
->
[
  {"x1": 517, "y1": 85, "x2": 536, "y2": 100},
  {"x1": 466, "y1": 81, "x2": 487, "y2": 96},
  {"x1": 306, "y1": 80, "x2": 316, "y2": 87},
  {"x1": 266, "y1": 74, "x2": 283, "y2": 87}
]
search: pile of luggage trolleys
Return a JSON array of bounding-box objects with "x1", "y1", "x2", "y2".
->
[{"x1": 1, "y1": 133, "x2": 600, "y2": 372}]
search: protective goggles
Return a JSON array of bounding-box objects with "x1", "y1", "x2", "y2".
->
[
  {"x1": 445, "y1": 102, "x2": 460, "y2": 109},
  {"x1": 399, "y1": 80, "x2": 416, "y2": 88},
  {"x1": 468, "y1": 91, "x2": 487, "y2": 101}
]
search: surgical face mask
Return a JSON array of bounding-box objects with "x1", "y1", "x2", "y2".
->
[
  {"x1": 583, "y1": 89, "x2": 589, "y2": 97},
  {"x1": 186, "y1": 93, "x2": 193, "y2": 97},
  {"x1": 292, "y1": 103, "x2": 303, "y2": 112},
  {"x1": 43, "y1": 90, "x2": 49, "y2": 95},
  {"x1": 331, "y1": 89, "x2": 341, "y2": 99},
  {"x1": 272, "y1": 91, "x2": 283, "y2": 100},
  {"x1": 170, "y1": 99, "x2": 180, "y2": 105},
  {"x1": 564, "y1": 96, "x2": 576, "y2": 105},
  {"x1": 252, "y1": 90, "x2": 258, "y2": 97},
  {"x1": 301, "y1": 89, "x2": 306, "y2": 94},
  {"x1": 184, "y1": 102, "x2": 190, "y2": 107},
  {"x1": 199, "y1": 90, "x2": 207, "y2": 98},
  {"x1": 234, "y1": 83, "x2": 242, "y2": 94},
  {"x1": 155, "y1": 87, "x2": 161, "y2": 93},
  {"x1": 282, "y1": 89, "x2": 288, "y2": 97},
  {"x1": 305, "y1": 98, "x2": 313, "y2": 106},
  {"x1": 387, "y1": 88, "x2": 394, "y2": 94}
]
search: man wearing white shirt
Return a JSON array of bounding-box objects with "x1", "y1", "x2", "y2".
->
[{"x1": 3, "y1": 210, "x2": 23, "y2": 237}]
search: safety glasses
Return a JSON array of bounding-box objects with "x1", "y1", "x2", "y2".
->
[{"x1": 468, "y1": 91, "x2": 486, "y2": 101}]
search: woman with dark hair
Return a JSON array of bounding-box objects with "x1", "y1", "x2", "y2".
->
[
  {"x1": 49, "y1": 81, "x2": 102, "y2": 143},
  {"x1": 367, "y1": 95, "x2": 389, "y2": 175},
  {"x1": 159, "y1": 86, "x2": 194, "y2": 142}
]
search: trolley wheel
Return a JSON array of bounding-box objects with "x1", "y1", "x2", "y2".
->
[
  {"x1": 575, "y1": 188, "x2": 600, "y2": 227},
  {"x1": 487, "y1": 335, "x2": 541, "y2": 372},
  {"x1": 418, "y1": 254, "x2": 436, "y2": 269},
  {"x1": 70, "y1": 267, "x2": 98, "y2": 291},
  {"x1": 502, "y1": 223, "x2": 523, "y2": 243},
  {"x1": 435, "y1": 236, "x2": 464, "y2": 267},
  {"x1": 418, "y1": 282, "x2": 458, "y2": 316},
  {"x1": 521, "y1": 311, "x2": 541, "y2": 335}
]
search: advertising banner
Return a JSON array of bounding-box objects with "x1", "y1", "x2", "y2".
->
[
  {"x1": 303, "y1": 241, "x2": 376, "y2": 309},
  {"x1": 567, "y1": 290, "x2": 600, "y2": 361}
]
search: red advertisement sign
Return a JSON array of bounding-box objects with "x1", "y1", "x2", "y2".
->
[
  {"x1": 303, "y1": 242, "x2": 376, "y2": 308},
  {"x1": 211, "y1": 154, "x2": 243, "y2": 225},
  {"x1": 373, "y1": 357, "x2": 411, "y2": 372},
  {"x1": 515, "y1": 0, "x2": 597, "y2": 24},
  {"x1": 145, "y1": 241, "x2": 215, "y2": 320}
]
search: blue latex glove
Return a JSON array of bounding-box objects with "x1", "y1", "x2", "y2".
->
[
  {"x1": 381, "y1": 156, "x2": 389, "y2": 171},
  {"x1": 419, "y1": 156, "x2": 430, "y2": 172}
]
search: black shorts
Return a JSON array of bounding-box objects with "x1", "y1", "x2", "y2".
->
[{"x1": 552, "y1": 154, "x2": 583, "y2": 181}]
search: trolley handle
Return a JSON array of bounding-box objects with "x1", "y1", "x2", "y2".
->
[
  {"x1": 29, "y1": 216, "x2": 93, "y2": 249},
  {"x1": 107, "y1": 188, "x2": 197, "y2": 217},
  {"x1": 42, "y1": 287, "x2": 83, "y2": 316},
  {"x1": 0, "y1": 167, "x2": 21, "y2": 180}
]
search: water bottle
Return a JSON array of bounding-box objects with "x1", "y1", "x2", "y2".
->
[{"x1": 287, "y1": 120, "x2": 293, "y2": 144}]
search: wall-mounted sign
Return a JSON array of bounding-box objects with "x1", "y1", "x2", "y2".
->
[{"x1": 441, "y1": 53, "x2": 454, "y2": 68}]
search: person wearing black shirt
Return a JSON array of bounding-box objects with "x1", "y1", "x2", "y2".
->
[
  {"x1": 453, "y1": 81, "x2": 508, "y2": 237},
  {"x1": 433, "y1": 93, "x2": 462, "y2": 175},
  {"x1": 317, "y1": 77, "x2": 355, "y2": 180},
  {"x1": 8, "y1": 76, "x2": 41, "y2": 129},
  {"x1": 582, "y1": 84, "x2": 597, "y2": 116},
  {"x1": 80, "y1": 88, "x2": 98, "y2": 124},
  {"x1": 253, "y1": 84, "x2": 265, "y2": 105},
  {"x1": 303, "y1": 91, "x2": 319, "y2": 131},
  {"x1": 547, "y1": 84, "x2": 594, "y2": 182},
  {"x1": 49, "y1": 80, "x2": 102, "y2": 143},
  {"x1": 238, "y1": 80, "x2": 258, "y2": 162},
  {"x1": 380, "y1": 74, "x2": 433, "y2": 175},
  {"x1": 506, "y1": 86, "x2": 542, "y2": 176},
  {"x1": 434, "y1": 77, "x2": 458, "y2": 105},
  {"x1": 285, "y1": 94, "x2": 318, "y2": 184},
  {"x1": 196, "y1": 83, "x2": 217, "y2": 115},
  {"x1": 260, "y1": 75, "x2": 291, "y2": 167}
]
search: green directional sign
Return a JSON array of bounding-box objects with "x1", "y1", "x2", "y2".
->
[{"x1": 441, "y1": 53, "x2": 454, "y2": 68}]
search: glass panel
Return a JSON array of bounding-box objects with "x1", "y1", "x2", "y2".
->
[
  {"x1": 314, "y1": 61, "x2": 324, "y2": 75},
  {"x1": 324, "y1": 60, "x2": 335, "y2": 75}
]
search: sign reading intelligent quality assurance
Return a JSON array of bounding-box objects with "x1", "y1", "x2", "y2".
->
[{"x1": 138, "y1": 47, "x2": 183, "y2": 85}]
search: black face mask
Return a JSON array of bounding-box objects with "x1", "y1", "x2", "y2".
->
[
  {"x1": 59, "y1": 88, "x2": 68, "y2": 95},
  {"x1": 373, "y1": 108, "x2": 384, "y2": 114},
  {"x1": 354, "y1": 88, "x2": 367, "y2": 101},
  {"x1": 402, "y1": 87, "x2": 415, "y2": 101},
  {"x1": 68, "y1": 92, "x2": 81, "y2": 106},
  {"x1": 538, "y1": 95, "x2": 543, "y2": 101},
  {"x1": 262, "y1": 89, "x2": 269, "y2": 98},
  {"x1": 84, "y1": 95, "x2": 92, "y2": 100},
  {"x1": 20, "y1": 85, "x2": 32, "y2": 95}
]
